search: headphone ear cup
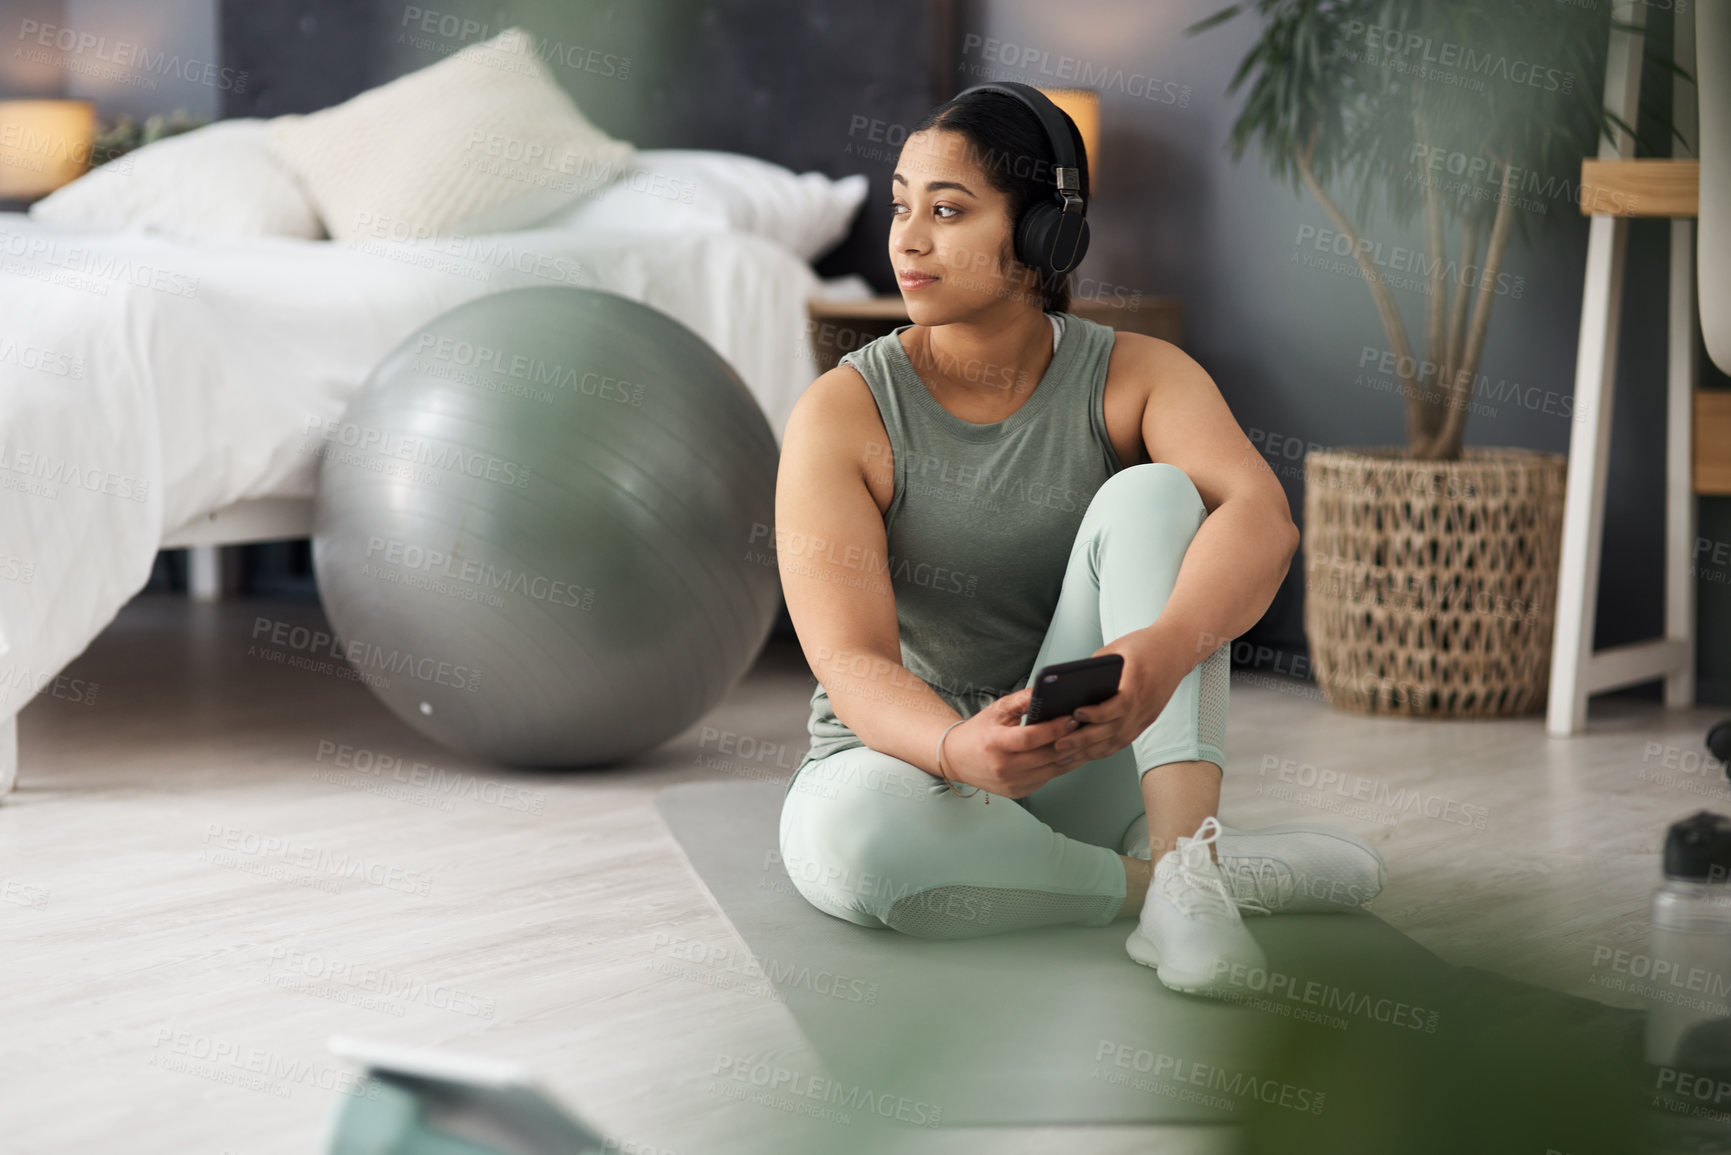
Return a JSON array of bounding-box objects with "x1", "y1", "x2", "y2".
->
[
  {"x1": 1059, "y1": 217, "x2": 1091, "y2": 274},
  {"x1": 1015, "y1": 203, "x2": 1061, "y2": 280},
  {"x1": 1016, "y1": 204, "x2": 1090, "y2": 280}
]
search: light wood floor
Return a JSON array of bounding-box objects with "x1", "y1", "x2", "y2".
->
[{"x1": 1, "y1": 593, "x2": 1712, "y2": 1154}]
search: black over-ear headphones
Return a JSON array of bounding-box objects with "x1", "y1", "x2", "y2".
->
[{"x1": 951, "y1": 81, "x2": 1091, "y2": 278}]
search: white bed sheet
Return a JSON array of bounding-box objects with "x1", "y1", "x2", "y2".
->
[{"x1": 0, "y1": 214, "x2": 822, "y2": 723}]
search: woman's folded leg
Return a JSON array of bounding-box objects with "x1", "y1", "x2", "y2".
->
[
  {"x1": 777, "y1": 745, "x2": 1130, "y2": 940},
  {"x1": 1017, "y1": 463, "x2": 1227, "y2": 854}
]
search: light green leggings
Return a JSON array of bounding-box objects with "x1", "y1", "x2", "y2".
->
[{"x1": 778, "y1": 463, "x2": 1231, "y2": 940}]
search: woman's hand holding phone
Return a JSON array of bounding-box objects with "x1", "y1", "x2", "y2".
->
[
  {"x1": 941, "y1": 629, "x2": 1194, "y2": 800},
  {"x1": 938, "y1": 686, "x2": 1087, "y2": 801},
  {"x1": 1049, "y1": 630, "x2": 1188, "y2": 768}
]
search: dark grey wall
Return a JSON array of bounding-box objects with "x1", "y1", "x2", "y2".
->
[{"x1": 963, "y1": 0, "x2": 1721, "y2": 694}]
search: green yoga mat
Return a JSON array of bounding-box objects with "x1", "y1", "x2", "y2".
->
[{"x1": 653, "y1": 780, "x2": 1487, "y2": 1136}]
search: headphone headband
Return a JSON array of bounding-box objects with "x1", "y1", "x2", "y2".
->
[{"x1": 953, "y1": 81, "x2": 1084, "y2": 206}]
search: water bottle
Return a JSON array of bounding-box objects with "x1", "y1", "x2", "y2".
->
[{"x1": 1644, "y1": 811, "x2": 1731, "y2": 1152}]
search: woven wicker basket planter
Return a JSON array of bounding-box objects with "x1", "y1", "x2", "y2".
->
[{"x1": 1301, "y1": 446, "x2": 1567, "y2": 717}]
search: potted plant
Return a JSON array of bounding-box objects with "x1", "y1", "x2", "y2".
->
[{"x1": 1192, "y1": 0, "x2": 1670, "y2": 716}]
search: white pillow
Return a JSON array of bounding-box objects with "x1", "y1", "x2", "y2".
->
[
  {"x1": 267, "y1": 26, "x2": 634, "y2": 241},
  {"x1": 27, "y1": 119, "x2": 324, "y2": 239},
  {"x1": 546, "y1": 150, "x2": 869, "y2": 262}
]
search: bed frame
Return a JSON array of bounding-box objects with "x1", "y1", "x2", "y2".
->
[{"x1": 162, "y1": 499, "x2": 315, "y2": 600}]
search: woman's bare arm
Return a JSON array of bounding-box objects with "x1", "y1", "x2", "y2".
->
[
  {"x1": 1117, "y1": 335, "x2": 1301, "y2": 671},
  {"x1": 775, "y1": 366, "x2": 963, "y2": 778}
]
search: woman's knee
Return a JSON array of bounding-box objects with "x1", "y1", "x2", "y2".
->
[
  {"x1": 1097, "y1": 462, "x2": 1202, "y2": 513},
  {"x1": 776, "y1": 826, "x2": 897, "y2": 927},
  {"x1": 778, "y1": 754, "x2": 947, "y2": 920},
  {"x1": 1085, "y1": 464, "x2": 1205, "y2": 538}
]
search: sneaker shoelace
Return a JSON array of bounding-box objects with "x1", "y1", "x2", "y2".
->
[
  {"x1": 1161, "y1": 817, "x2": 1266, "y2": 919},
  {"x1": 1218, "y1": 854, "x2": 1293, "y2": 913}
]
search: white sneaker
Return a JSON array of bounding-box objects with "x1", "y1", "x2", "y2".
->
[
  {"x1": 1121, "y1": 814, "x2": 1387, "y2": 914},
  {"x1": 1125, "y1": 817, "x2": 1268, "y2": 994},
  {"x1": 1214, "y1": 821, "x2": 1387, "y2": 913}
]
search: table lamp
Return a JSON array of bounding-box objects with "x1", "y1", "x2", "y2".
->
[
  {"x1": 1038, "y1": 87, "x2": 1100, "y2": 191},
  {"x1": 0, "y1": 99, "x2": 97, "y2": 200}
]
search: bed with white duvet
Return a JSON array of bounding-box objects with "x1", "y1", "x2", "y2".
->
[
  {"x1": 0, "y1": 26, "x2": 877, "y2": 792},
  {"x1": 0, "y1": 207, "x2": 838, "y2": 784}
]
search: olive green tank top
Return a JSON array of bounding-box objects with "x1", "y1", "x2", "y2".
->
[{"x1": 792, "y1": 311, "x2": 1125, "y2": 782}]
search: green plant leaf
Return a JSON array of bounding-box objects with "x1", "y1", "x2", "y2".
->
[{"x1": 1188, "y1": 0, "x2": 1672, "y2": 456}]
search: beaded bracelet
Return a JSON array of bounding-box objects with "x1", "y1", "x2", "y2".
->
[{"x1": 935, "y1": 718, "x2": 986, "y2": 803}]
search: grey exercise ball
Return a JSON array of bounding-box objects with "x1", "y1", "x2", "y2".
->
[{"x1": 311, "y1": 286, "x2": 781, "y2": 767}]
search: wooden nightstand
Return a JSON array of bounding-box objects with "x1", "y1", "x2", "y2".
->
[{"x1": 806, "y1": 294, "x2": 1183, "y2": 373}]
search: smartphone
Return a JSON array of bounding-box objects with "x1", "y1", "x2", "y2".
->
[{"x1": 1021, "y1": 654, "x2": 1123, "y2": 726}]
